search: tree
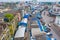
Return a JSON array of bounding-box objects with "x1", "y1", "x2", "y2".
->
[{"x1": 4, "y1": 13, "x2": 14, "y2": 22}]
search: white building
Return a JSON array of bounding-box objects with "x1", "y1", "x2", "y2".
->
[
  {"x1": 55, "y1": 16, "x2": 60, "y2": 27},
  {"x1": 51, "y1": 5, "x2": 60, "y2": 27}
]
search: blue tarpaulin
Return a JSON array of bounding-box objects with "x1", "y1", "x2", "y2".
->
[
  {"x1": 37, "y1": 19, "x2": 43, "y2": 31},
  {"x1": 18, "y1": 22, "x2": 27, "y2": 27},
  {"x1": 36, "y1": 12, "x2": 42, "y2": 19},
  {"x1": 31, "y1": 18, "x2": 43, "y2": 31},
  {"x1": 23, "y1": 13, "x2": 30, "y2": 18},
  {"x1": 46, "y1": 36, "x2": 51, "y2": 40}
]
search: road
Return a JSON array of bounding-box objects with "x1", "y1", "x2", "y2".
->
[{"x1": 42, "y1": 11, "x2": 60, "y2": 40}]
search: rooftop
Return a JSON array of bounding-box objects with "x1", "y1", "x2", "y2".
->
[{"x1": 0, "y1": 13, "x2": 4, "y2": 17}]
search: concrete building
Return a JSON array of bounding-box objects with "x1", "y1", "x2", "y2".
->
[{"x1": 49, "y1": 5, "x2": 60, "y2": 27}]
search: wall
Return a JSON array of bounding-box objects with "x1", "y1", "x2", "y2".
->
[{"x1": 55, "y1": 16, "x2": 60, "y2": 27}]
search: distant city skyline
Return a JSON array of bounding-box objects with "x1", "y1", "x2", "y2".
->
[{"x1": 0, "y1": 0, "x2": 60, "y2": 2}]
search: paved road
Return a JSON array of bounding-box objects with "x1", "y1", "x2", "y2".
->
[{"x1": 42, "y1": 11, "x2": 60, "y2": 40}]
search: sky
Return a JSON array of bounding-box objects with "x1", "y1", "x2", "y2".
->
[{"x1": 0, "y1": 0, "x2": 60, "y2": 2}]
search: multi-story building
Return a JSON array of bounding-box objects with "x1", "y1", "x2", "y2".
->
[{"x1": 48, "y1": 5, "x2": 60, "y2": 27}]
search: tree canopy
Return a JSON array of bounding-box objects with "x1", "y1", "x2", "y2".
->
[{"x1": 4, "y1": 13, "x2": 14, "y2": 22}]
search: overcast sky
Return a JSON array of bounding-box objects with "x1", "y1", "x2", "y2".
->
[{"x1": 0, "y1": 0, "x2": 60, "y2": 2}]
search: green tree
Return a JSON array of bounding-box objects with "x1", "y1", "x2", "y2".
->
[{"x1": 4, "y1": 13, "x2": 14, "y2": 22}]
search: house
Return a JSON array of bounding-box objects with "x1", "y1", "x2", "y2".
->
[{"x1": 49, "y1": 5, "x2": 60, "y2": 27}]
